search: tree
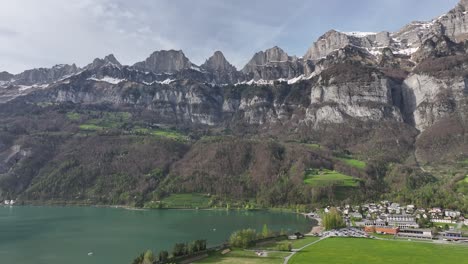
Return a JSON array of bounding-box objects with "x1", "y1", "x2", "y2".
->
[
  {"x1": 188, "y1": 241, "x2": 197, "y2": 254},
  {"x1": 322, "y1": 207, "x2": 346, "y2": 230},
  {"x1": 262, "y1": 224, "x2": 270, "y2": 238},
  {"x1": 158, "y1": 250, "x2": 169, "y2": 262},
  {"x1": 172, "y1": 243, "x2": 186, "y2": 257},
  {"x1": 142, "y1": 250, "x2": 154, "y2": 264},
  {"x1": 194, "y1": 240, "x2": 207, "y2": 252},
  {"x1": 229, "y1": 229, "x2": 258, "y2": 248}
]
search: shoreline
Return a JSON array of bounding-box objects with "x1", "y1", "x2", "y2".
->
[{"x1": 5, "y1": 202, "x2": 317, "y2": 233}]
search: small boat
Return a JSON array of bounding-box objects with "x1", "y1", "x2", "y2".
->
[{"x1": 88, "y1": 252, "x2": 93, "y2": 256}]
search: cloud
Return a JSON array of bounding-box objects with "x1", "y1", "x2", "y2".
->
[{"x1": 0, "y1": 0, "x2": 459, "y2": 73}]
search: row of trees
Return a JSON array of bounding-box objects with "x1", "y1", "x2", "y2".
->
[
  {"x1": 322, "y1": 207, "x2": 346, "y2": 230},
  {"x1": 132, "y1": 240, "x2": 207, "y2": 264},
  {"x1": 229, "y1": 224, "x2": 286, "y2": 249}
]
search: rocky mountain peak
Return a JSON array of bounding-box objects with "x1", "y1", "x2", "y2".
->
[
  {"x1": 242, "y1": 46, "x2": 291, "y2": 73},
  {"x1": 458, "y1": 0, "x2": 468, "y2": 10},
  {"x1": 86, "y1": 54, "x2": 122, "y2": 70},
  {"x1": 201, "y1": 51, "x2": 236, "y2": 72},
  {"x1": 413, "y1": 34, "x2": 465, "y2": 62},
  {"x1": 103, "y1": 54, "x2": 121, "y2": 66},
  {"x1": 0, "y1": 71, "x2": 14, "y2": 81},
  {"x1": 303, "y1": 30, "x2": 372, "y2": 61},
  {"x1": 133, "y1": 50, "x2": 192, "y2": 74}
]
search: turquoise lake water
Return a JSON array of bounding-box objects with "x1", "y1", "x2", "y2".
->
[{"x1": 0, "y1": 206, "x2": 312, "y2": 264}]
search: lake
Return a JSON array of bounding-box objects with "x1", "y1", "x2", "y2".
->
[{"x1": 0, "y1": 206, "x2": 313, "y2": 264}]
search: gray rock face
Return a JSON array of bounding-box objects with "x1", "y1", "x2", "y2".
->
[
  {"x1": 412, "y1": 35, "x2": 465, "y2": 62},
  {"x1": 133, "y1": 50, "x2": 193, "y2": 74},
  {"x1": 201, "y1": 51, "x2": 242, "y2": 84},
  {"x1": 12, "y1": 64, "x2": 80, "y2": 86},
  {"x1": 402, "y1": 74, "x2": 466, "y2": 131},
  {"x1": 242, "y1": 46, "x2": 311, "y2": 80},
  {"x1": 85, "y1": 54, "x2": 122, "y2": 70},
  {"x1": 438, "y1": 0, "x2": 468, "y2": 42},
  {"x1": 0, "y1": 71, "x2": 13, "y2": 82},
  {"x1": 304, "y1": 30, "x2": 377, "y2": 61}
]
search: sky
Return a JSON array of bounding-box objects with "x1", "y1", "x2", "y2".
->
[{"x1": 0, "y1": 0, "x2": 460, "y2": 73}]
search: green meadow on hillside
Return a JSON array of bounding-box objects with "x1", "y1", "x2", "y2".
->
[{"x1": 304, "y1": 169, "x2": 360, "y2": 187}]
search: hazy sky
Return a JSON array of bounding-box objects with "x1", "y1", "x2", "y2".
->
[{"x1": 0, "y1": 0, "x2": 460, "y2": 73}]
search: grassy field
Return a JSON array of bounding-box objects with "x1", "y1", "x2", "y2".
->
[
  {"x1": 73, "y1": 110, "x2": 187, "y2": 140},
  {"x1": 371, "y1": 233, "x2": 396, "y2": 239},
  {"x1": 290, "y1": 237, "x2": 321, "y2": 249},
  {"x1": 304, "y1": 169, "x2": 360, "y2": 187},
  {"x1": 254, "y1": 237, "x2": 320, "y2": 251},
  {"x1": 196, "y1": 249, "x2": 290, "y2": 264},
  {"x1": 289, "y1": 238, "x2": 468, "y2": 264},
  {"x1": 77, "y1": 111, "x2": 131, "y2": 131},
  {"x1": 160, "y1": 193, "x2": 211, "y2": 208},
  {"x1": 336, "y1": 155, "x2": 366, "y2": 169},
  {"x1": 66, "y1": 112, "x2": 81, "y2": 121},
  {"x1": 133, "y1": 127, "x2": 188, "y2": 141}
]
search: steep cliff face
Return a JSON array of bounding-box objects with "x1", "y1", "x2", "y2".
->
[
  {"x1": 11, "y1": 64, "x2": 80, "y2": 86},
  {"x1": 402, "y1": 74, "x2": 466, "y2": 131},
  {"x1": 304, "y1": 64, "x2": 403, "y2": 128},
  {"x1": 438, "y1": 0, "x2": 468, "y2": 42},
  {"x1": 133, "y1": 50, "x2": 193, "y2": 74},
  {"x1": 242, "y1": 46, "x2": 312, "y2": 81},
  {"x1": 304, "y1": 30, "x2": 376, "y2": 60},
  {"x1": 200, "y1": 51, "x2": 243, "y2": 84}
]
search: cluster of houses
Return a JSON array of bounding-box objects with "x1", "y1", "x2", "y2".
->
[{"x1": 307, "y1": 201, "x2": 468, "y2": 241}]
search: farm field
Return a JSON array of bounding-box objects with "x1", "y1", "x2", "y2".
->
[
  {"x1": 336, "y1": 155, "x2": 366, "y2": 169},
  {"x1": 288, "y1": 238, "x2": 468, "y2": 264},
  {"x1": 303, "y1": 169, "x2": 360, "y2": 187}
]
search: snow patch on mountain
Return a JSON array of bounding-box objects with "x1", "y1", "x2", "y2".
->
[
  {"x1": 343, "y1": 32, "x2": 376, "y2": 37},
  {"x1": 87, "y1": 76, "x2": 126, "y2": 84}
]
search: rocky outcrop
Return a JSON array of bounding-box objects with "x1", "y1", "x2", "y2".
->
[
  {"x1": 133, "y1": 50, "x2": 193, "y2": 74},
  {"x1": 85, "y1": 54, "x2": 122, "y2": 70},
  {"x1": 402, "y1": 74, "x2": 466, "y2": 131},
  {"x1": 200, "y1": 51, "x2": 242, "y2": 84},
  {"x1": 304, "y1": 65, "x2": 403, "y2": 128},
  {"x1": 438, "y1": 0, "x2": 468, "y2": 42},
  {"x1": 412, "y1": 35, "x2": 466, "y2": 62},
  {"x1": 304, "y1": 30, "x2": 380, "y2": 61},
  {"x1": 0, "y1": 71, "x2": 13, "y2": 82},
  {"x1": 11, "y1": 64, "x2": 80, "y2": 86},
  {"x1": 242, "y1": 46, "x2": 312, "y2": 80}
]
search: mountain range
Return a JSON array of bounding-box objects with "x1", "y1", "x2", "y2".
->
[{"x1": 0, "y1": 1, "x2": 467, "y2": 210}]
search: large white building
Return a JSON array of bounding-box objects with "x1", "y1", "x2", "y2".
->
[{"x1": 387, "y1": 215, "x2": 419, "y2": 229}]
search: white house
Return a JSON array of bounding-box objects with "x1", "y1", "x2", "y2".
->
[{"x1": 444, "y1": 211, "x2": 461, "y2": 218}]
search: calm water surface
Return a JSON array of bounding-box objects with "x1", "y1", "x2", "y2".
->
[{"x1": 0, "y1": 206, "x2": 312, "y2": 264}]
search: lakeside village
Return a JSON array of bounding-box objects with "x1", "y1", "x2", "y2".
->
[{"x1": 306, "y1": 200, "x2": 468, "y2": 241}]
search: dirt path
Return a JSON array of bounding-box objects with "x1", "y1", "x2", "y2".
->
[{"x1": 283, "y1": 237, "x2": 327, "y2": 264}]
